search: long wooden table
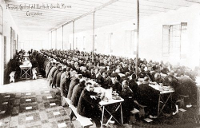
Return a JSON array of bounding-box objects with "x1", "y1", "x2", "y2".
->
[
  {"x1": 19, "y1": 63, "x2": 32, "y2": 79},
  {"x1": 94, "y1": 87, "x2": 124, "y2": 128},
  {"x1": 149, "y1": 84, "x2": 174, "y2": 117}
]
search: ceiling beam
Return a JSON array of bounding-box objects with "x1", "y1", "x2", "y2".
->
[
  {"x1": 52, "y1": 0, "x2": 119, "y2": 31},
  {"x1": 141, "y1": 0, "x2": 191, "y2": 7},
  {"x1": 118, "y1": 0, "x2": 177, "y2": 10},
  {"x1": 185, "y1": 0, "x2": 200, "y2": 4}
]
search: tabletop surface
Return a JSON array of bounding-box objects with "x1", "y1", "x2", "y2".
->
[
  {"x1": 93, "y1": 86, "x2": 124, "y2": 106},
  {"x1": 99, "y1": 98, "x2": 124, "y2": 106},
  {"x1": 19, "y1": 64, "x2": 32, "y2": 68},
  {"x1": 149, "y1": 84, "x2": 174, "y2": 94}
]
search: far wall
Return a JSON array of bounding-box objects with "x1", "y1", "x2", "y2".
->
[
  {"x1": 1, "y1": 2, "x2": 20, "y2": 85},
  {"x1": 19, "y1": 31, "x2": 49, "y2": 52},
  {"x1": 49, "y1": 4, "x2": 200, "y2": 69},
  {"x1": 139, "y1": 4, "x2": 200, "y2": 68}
]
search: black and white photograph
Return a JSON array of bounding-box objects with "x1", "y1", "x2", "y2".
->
[{"x1": 0, "y1": 0, "x2": 200, "y2": 127}]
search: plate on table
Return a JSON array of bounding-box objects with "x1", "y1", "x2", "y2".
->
[
  {"x1": 163, "y1": 86, "x2": 170, "y2": 91},
  {"x1": 112, "y1": 96, "x2": 121, "y2": 100}
]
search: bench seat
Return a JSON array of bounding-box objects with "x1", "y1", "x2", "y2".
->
[{"x1": 65, "y1": 98, "x2": 93, "y2": 128}]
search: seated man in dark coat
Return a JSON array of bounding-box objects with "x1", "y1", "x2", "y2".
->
[
  {"x1": 52, "y1": 65, "x2": 62, "y2": 88},
  {"x1": 67, "y1": 74, "x2": 82, "y2": 99},
  {"x1": 96, "y1": 70, "x2": 104, "y2": 85},
  {"x1": 121, "y1": 63, "x2": 129, "y2": 74},
  {"x1": 89, "y1": 68, "x2": 96, "y2": 79},
  {"x1": 71, "y1": 79, "x2": 86, "y2": 107},
  {"x1": 128, "y1": 73, "x2": 138, "y2": 94},
  {"x1": 161, "y1": 67, "x2": 169, "y2": 75},
  {"x1": 111, "y1": 73, "x2": 122, "y2": 94},
  {"x1": 60, "y1": 71, "x2": 70, "y2": 97},
  {"x1": 163, "y1": 75, "x2": 197, "y2": 106},
  {"x1": 154, "y1": 72, "x2": 163, "y2": 84},
  {"x1": 135, "y1": 77, "x2": 160, "y2": 117},
  {"x1": 77, "y1": 82, "x2": 102, "y2": 128},
  {"x1": 102, "y1": 72, "x2": 112, "y2": 89},
  {"x1": 120, "y1": 80, "x2": 134, "y2": 123},
  {"x1": 55, "y1": 66, "x2": 65, "y2": 88},
  {"x1": 138, "y1": 66, "x2": 147, "y2": 78},
  {"x1": 47, "y1": 65, "x2": 57, "y2": 86}
]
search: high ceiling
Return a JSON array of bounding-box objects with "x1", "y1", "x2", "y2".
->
[{"x1": 4, "y1": 0, "x2": 197, "y2": 32}]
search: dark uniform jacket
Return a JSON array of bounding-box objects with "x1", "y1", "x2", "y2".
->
[
  {"x1": 135, "y1": 84, "x2": 160, "y2": 116},
  {"x1": 77, "y1": 88, "x2": 100, "y2": 117},
  {"x1": 56, "y1": 71, "x2": 62, "y2": 87},
  {"x1": 71, "y1": 83, "x2": 85, "y2": 107},
  {"x1": 67, "y1": 77, "x2": 79, "y2": 99}
]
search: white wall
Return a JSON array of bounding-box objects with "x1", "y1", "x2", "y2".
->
[
  {"x1": 56, "y1": 27, "x2": 62, "y2": 50},
  {"x1": 47, "y1": 4, "x2": 200, "y2": 69},
  {"x1": 61, "y1": 4, "x2": 200, "y2": 69},
  {"x1": 63, "y1": 23, "x2": 73, "y2": 50},
  {"x1": 1, "y1": 2, "x2": 19, "y2": 63},
  {"x1": 139, "y1": 4, "x2": 200, "y2": 68},
  {"x1": 1, "y1": 2, "x2": 20, "y2": 85},
  {"x1": 19, "y1": 31, "x2": 49, "y2": 51},
  {"x1": 71, "y1": 20, "x2": 136, "y2": 57}
]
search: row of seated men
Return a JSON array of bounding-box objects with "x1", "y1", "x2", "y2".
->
[
  {"x1": 4, "y1": 50, "x2": 39, "y2": 84},
  {"x1": 35, "y1": 49, "x2": 198, "y2": 126}
]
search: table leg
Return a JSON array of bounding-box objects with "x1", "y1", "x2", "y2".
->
[
  {"x1": 20, "y1": 69, "x2": 22, "y2": 78},
  {"x1": 104, "y1": 107, "x2": 120, "y2": 124},
  {"x1": 101, "y1": 106, "x2": 105, "y2": 128},
  {"x1": 21, "y1": 69, "x2": 25, "y2": 78},
  {"x1": 29, "y1": 68, "x2": 32, "y2": 78},
  {"x1": 170, "y1": 93, "x2": 172, "y2": 110},
  {"x1": 120, "y1": 103, "x2": 123, "y2": 124},
  {"x1": 157, "y1": 94, "x2": 161, "y2": 117},
  {"x1": 159, "y1": 93, "x2": 172, "y2": 116},
  {"x1": 26, "y1": 70, "x2": 27, "y2": 79}
]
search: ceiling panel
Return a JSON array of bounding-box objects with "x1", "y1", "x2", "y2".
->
[{"x1": 4, "y1": 0, "x2": 196, "y2": 33}]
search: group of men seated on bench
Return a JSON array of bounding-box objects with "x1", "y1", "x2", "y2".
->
[{"x1": 35, "y1": 49, "x2": 198, "y2": 126}]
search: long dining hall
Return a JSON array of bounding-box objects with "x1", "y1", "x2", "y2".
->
[{"x1": 0, "y1": 0, "x2": 200, "y2": 128}]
